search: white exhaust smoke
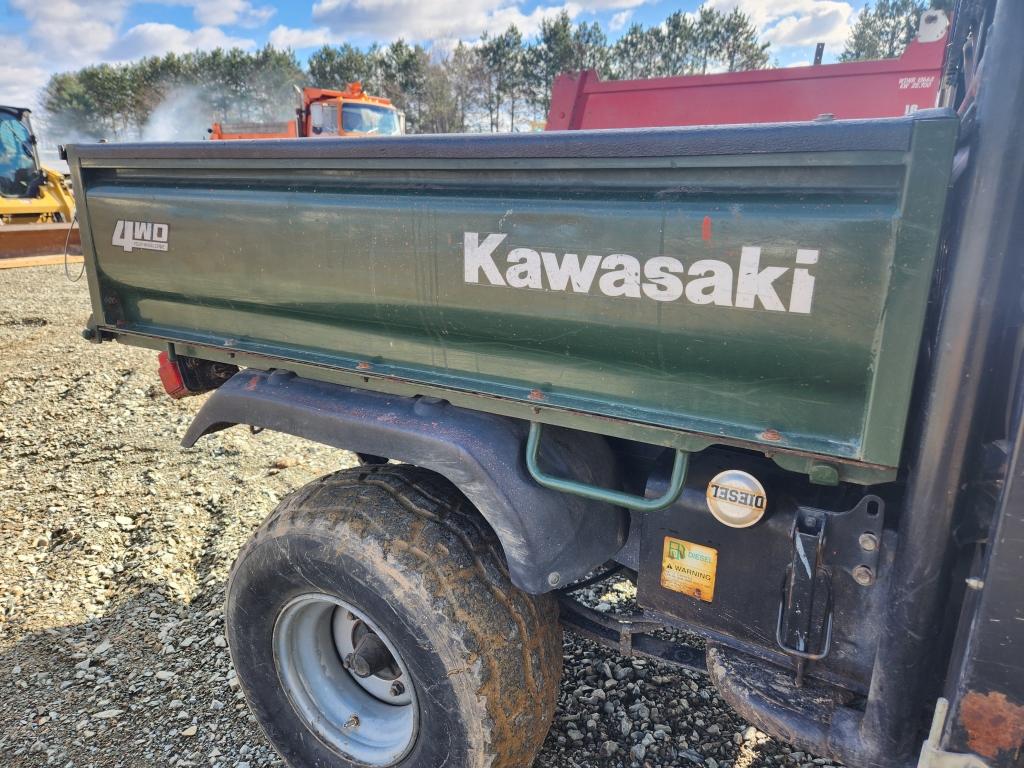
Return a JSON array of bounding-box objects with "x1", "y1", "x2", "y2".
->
[{"x1": 139, "y1": 88, "x2": 215, "y2": 143}]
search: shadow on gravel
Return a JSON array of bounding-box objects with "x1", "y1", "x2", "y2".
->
[
  {"x1": 0, "y1": 508, "x2": 283, "y2": 767},
  {"x1": 0, "y1": 563, "x2": 823, "y2": 768},
  {"x1": 0, "y1": 450, "x2": 823, "y2": 768},
  {"x1": 0, "y1": 581, "x2": 269, "y2": 767},
  {"x1": 0, "y1": 266, "x2": 830, "y2": 768}
]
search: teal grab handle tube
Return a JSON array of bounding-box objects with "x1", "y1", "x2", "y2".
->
[{"x1": 526, "y1": 422, "x2": 689, "y2": 512}]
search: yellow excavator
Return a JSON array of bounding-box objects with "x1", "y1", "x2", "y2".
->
[{"x1": 1, "y1": 105, "x2": 77, "y2": 258}]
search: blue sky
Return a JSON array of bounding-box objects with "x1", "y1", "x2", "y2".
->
[{"x1": 1, "y1": 0, "x2": 864, "y2": 108}]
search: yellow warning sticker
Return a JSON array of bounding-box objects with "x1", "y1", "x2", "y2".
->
[{"x1": 661, "y1": 537, "x2": 718, "y2": 603}]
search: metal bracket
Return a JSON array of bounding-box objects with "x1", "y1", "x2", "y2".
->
[
  {"x1": 917, "y1": 699, "x2": 991, "y2": 768},
  {"x1": 557, "y1": 594, "x2": 705, "y2": 672},
  {"x1": 527, "y1": 422, "x2": 689, "y2": 511},
  {"x1": 777, "y1": 512, "x2": 833, "y2": 686},
  {"x1": 818, "y1": 495, "x2": 886, "y2": 586}
]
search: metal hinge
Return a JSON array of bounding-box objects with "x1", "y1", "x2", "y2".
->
[{"x1": 917, "y1": 698, "x2": 991, "y2": 768}]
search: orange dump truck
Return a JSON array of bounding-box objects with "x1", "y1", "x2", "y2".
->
[{"x1": 209, "y1": 83, "x2": 404, "y2": 140}]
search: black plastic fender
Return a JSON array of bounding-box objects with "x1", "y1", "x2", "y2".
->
[{"x1": 182, "y1": 369, "x2": 628, "y2": 594}]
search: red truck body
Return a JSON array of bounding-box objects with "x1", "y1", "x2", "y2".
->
[{"x1": 547, "y1": 12, "x2": 950, "y2": 130}]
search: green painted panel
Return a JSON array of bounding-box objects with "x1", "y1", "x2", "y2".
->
[{"x1": 69, "y1": 115, "x2": 956, "y2": 475}]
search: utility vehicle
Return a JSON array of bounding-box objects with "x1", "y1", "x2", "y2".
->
[{"x1": 66, "y1": 1, "x2": 1023, "y2": 766}]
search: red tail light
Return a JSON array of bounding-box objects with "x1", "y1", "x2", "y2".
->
[{"x1": 157, "y1": 352, "x2": 191, "y2": 399}]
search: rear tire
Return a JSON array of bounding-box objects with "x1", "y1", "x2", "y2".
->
[{"x1": 226, "y1": 464, "x2": 563, "y2": 768}]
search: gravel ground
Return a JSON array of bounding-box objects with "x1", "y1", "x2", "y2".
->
[{"x1": 0, "y1": 265, "x2": 834, "y2": 768}]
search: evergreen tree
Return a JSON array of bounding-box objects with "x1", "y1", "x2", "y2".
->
[
  {"x1": 840, "y1": 0, "x2": 949, "y2": 61},
  {"x1": 41, "y1": 47, "x2": 304, "y2": 140},
  {"x1": 610, "y1": 23, "x2": 663, "y2": 80},
  {"x1": 718, "y1": 9, "x2": 770, "y2": 72},
  {"x1": 524, "y1": 11, "x2": 576, "y2": 115},
  {"x1": 39, "y1": 4, "x2": 775, "y2": 139},
  {"x1": 661, "y1": 12, "x2": 697, "y2": 76},
  {"x1": 572, "y1": 21, "x2": 611, "y2": 76},
  {"x1": 377, "y1": 40, "x2": 430, "y2": 131},
  {"x1": 479, "y1": 26, "x2": 524, "y2": 131},
  {"x1": 307, "y1": 44, "x2": 374, "y2": 89},
  {"x1": 692, "y1": 6, "x2": 724, "y2": 74},
  {"x1": 610, "y1": 6, "x2": 766, "y2": 81},
  {"x1": 447, "y1": 42, "x2": 486, "y2": 132}
]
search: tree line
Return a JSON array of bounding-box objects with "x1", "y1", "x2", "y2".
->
[
  {"x1": 319, "y1": 7, "x2": 771, "y2": 134},
  {"x1": 42, "y1": 47, "x2": 304, "y2": 141},
  {"x1": 40, "y1": 0, "x2": 944, "y2": 142},
  {"x1": 40, "y1": 6, "x2": 768, "y2": 140}
]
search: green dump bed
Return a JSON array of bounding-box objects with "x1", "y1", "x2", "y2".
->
[{"x1": 68, "y1": 110, "x2": 957, "y2": 484}]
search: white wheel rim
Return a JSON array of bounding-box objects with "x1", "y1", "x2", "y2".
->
[{"x1": 274, "y1": 593, "x2": 418, "y2": 766}]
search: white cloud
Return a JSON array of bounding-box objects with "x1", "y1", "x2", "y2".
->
[
  {"x1": 706, "y1": 0, "x2": 854, "y2": 48},
  {"x1": 171, "y1": 0, "x2": 277, "y2": 28},
  {"x1": 9, "y1": 1, "x2": 267, "y2": 67},
  {"x1": 268, "y1": 25, "x2": 336, "y2": 49},
  {"x1": 608, "y1": 9, "x2": 632, "y2": 31},
  {"x1": 10, "y1": 0, "x2": 131, "y2": 63},
  {"x1": 486, "y1": 2, "x2": 583, "y2": 36},
  {"x1": 116, "y1": 23, "x2": 256, "y2": 59},
  {"x1": 575, "y1": 0, "x2": 648, "y2": 8},
  {"x1": 762, "y1": 6, "x2": 852, "y2": 46},
  {"x1": 311, "y1": 0, "x2": 593, "y2": 41},
  {"x1": 6, "y1": 1, "x2": 262, "y2": 110},
  {"x1": 0, "y1": 37, "x2": 52, "y2": 108}
]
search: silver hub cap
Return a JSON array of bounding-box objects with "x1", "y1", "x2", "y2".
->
[{"x1": 274, "y1": 594, "x2": 417, "y2": 766}]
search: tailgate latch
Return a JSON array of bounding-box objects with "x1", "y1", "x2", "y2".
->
[{"x1": 776, "y1": 511, "x2": 833, "y2": 687}]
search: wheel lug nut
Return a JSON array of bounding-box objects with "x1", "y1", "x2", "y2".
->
[{"x1": 390, "y1": 681, "x2": 405, "y2": 696}]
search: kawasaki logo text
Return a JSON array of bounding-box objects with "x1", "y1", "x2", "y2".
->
[{"x1": 463, "y1": 232, "x2": 818, "y2": 314}]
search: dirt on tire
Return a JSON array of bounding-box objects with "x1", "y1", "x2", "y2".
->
[{"x1": 227, "y1": 464, "x2": 563, "y2": 768}]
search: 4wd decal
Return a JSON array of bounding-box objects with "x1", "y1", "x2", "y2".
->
[
  {"x1": 112, "y1": 220, "x2": 169, "y2": 253},
  {"x1": 462, "y1": 232, "x2": 819, "y2": 314}
]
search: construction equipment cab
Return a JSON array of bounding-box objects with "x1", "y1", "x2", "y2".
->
[
  {"x1": 209, "y1": 84, "x2": 404, "y2": 141},
  {"x1": 0, "y1": 105, "x2": 74, "y2": 224}
]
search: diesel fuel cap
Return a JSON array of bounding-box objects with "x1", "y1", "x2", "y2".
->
[{"x1": 705, "y1": 470, "x2": 767, "y2": 528}]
